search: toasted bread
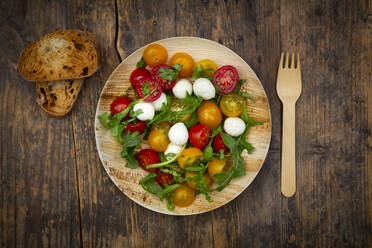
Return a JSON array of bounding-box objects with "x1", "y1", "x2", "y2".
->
[
  {"x1": 36, "y1": 79, "x2": 83, "y2": 116},
  {"x1": 18, "y1": 30, "x2": 99, "y2": 82}
]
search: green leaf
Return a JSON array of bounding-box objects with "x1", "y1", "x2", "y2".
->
[
  {"x1": 142, "y1": 82, "x2": 151, "y2": 95},
  {"x1": 219, "y1": 149, "x2": 225, "y2": 159},
  {"x1": 158, "y1": 66, "x2": 180, "y2": 82},
  {"x1": 148, "y1": 95, "x2": 172, "y2": 125},
  {"x1": 202, "y1": 141, "x2": 214, "y2": 161},
  {"x1": 146, "y1": 144, "x2": 186, "y2": 169},
  {"x1": 172, "y1": 63, "x2": 183, "y2": 71},
  {"x1": 136, "y1": 57, "x2": 146, "y2": 68},
  {"x1": 160, "y1": 168, "x2": 179, "y2": 177},
  {"x1": 211, "y1": 125, "x2": 222, "y2": 138},
  {"x1": 220, "y1": 132, "x2": 238, "y2": 149},
  {"x1": 98, "y1": 112, "x2": 111, "y2": 128},
  {"x1": 159, "y1": 184, "x2": 181, "y2": 201},
  {"x1": 234, "y1": 79, "x2": 246, "y2": 93},
  {"x1": 120, "y1": 131, "x2": 142, "y2": 168},
  {"x1": 240, "y1": 92, "x2": 256, "y2": 102},
  {"x1": 192, "y1": 65, "x2": 214, "y2": 81},
  {"x1": 183, "y1": 111, "x2": 199, "y2": 129},
  {"x1": 140, "y1": 172, "x2": 163, "y2": 194}
]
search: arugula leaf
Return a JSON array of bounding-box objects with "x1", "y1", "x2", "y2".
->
[
  {"x1": 192, "y1": 65, "x2": 215, "y2": 81},
  {"x1": 140, "y1": 173, "x2": 163, "y2": 194},
  {"x1": 147, "y1": 144, "x2": 186, "y2": 169},
  {"x1": 148, "y1": 95, "x2": 172, "y2": 125},
  {"x1": 183, "y1": 111, "x2": 199, "y2": 129},
  {"x1": 240, "y1": 100, "x2": 264, "y2": 127},
  {"x1": 99, "y1": 112, "x2": 111, "y2": 128},
  {"x1": 211, "y1": 125, "x2": 222, "y2": 138},
  {"x1": 159, "y1": 184, "x2": 181, "y2": 201},
  {"x1": 158, "y1": 64, "x2": 183, "y2": 82},
  {"x1": 160, "y1": 168, "x2": 179, "y2": 177},
  {"x1": 202, "y1": 141, "x2": 214, "y2": 161},
  {"x1": 136, "y1": 57, "x2": 146, "y2": 68},
  {"x1": 219, "y1": 149, "x2": 225, "y2": 159},
  {"x1": 120, "y1": 131, "x2": 142, "y2": 168},
  {"x1": 112, "y1": 124, "x2": 126, "y2": 144},
  {"x1": 240, "y1": 92, "x2": 256, "y2": 102},
  {"x1": 234, "y1": 79, "x2": 246, "y2": 93}
]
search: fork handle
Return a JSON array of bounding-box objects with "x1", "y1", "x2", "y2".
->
[{"x1": 281, "y1": 102, "x2": 296, "y2": 197}]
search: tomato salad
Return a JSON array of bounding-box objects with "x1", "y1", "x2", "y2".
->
[{"x1": 99, "y1": 43, "x2": 262, "y2": 211}]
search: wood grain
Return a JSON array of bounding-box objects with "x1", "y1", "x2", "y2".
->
[{"x1": 0, "y1": 0, "x2": 371, "y2": 247}]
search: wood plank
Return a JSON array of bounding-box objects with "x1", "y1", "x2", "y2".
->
[
  {"x1": 0, "y1": 0, "x2": 81, "y2": 247},
  {"x1": 280, "y1": 0, "x2": 371, "y2": 247}
]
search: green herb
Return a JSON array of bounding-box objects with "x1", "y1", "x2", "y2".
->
[
  {"x1": 211, "y1": 125, "x2": 222, "y2": 138},
  {"x1": 184, "y1": 164, "x2": 212, "y2": 201},
  {"x1": 219, "y1": 149, "x2": 225, "y2": 159},
  {"x1": 202, "y1": 141, "x2": 214, "y2": 161},
  {"x1": 120, "y1": 131, "x2": 142, "y2": 168},
  {"x1": 98, "y1": 112, "x2": 111, "y2": 128},
  {"x1": 159, "y1": 184, "x2": 181, "y2": 201},
  {"x1": 142, "y1": 82, "x2": 151, "y2": 95},
  {"x1": 160, "y1": 168, "x2": 179, "y2": 177},
  {"x1": 136, "y1": 57, "x2": 146, "y2": 68},
  {"x1": 192, "y1": 65, "x2": 215, "y2": 81},
  {"x1": 148, "y1": 95, "x2": 172, "y2": 125},
  {"x1": 240, "y1": 92, "x2": 256, "y2": 102},
  {"x1": 234, "y1": 79, "x2": 246, "y2": 93},
  {"x1": 183, "y1": 111, "x2": 199, "y2": 129},
  {"x1": 158, "y1": 64, "x2": 183, "y2": 82},
  {"x1": 147, "y1": 144, "x2": 186, "y2": 169},
  {"x1": 240, "y1": 100, "x2": 263, "y2": 126}
]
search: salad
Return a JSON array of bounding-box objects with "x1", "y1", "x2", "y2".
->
[{"x1": 99, "y1": 43, "x2": 262, "y2": 210}]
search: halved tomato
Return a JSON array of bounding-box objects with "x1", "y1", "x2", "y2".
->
[
  {"x1": 130, "y1": 68, "x2": 151, "y2": 87},
  {"x1": 151, "y1": 64, "x2": 177, "y2": 90},
  {"x1": 134, "y1": 77, "x2": 162, "y2": 102},
  {"x1": 212, "y1": 65, "x2": 239, "y2": 94}
]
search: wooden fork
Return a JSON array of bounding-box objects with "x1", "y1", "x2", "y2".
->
[{"x1": 276, "y1": 53, "x2": 302, "y2": 197}]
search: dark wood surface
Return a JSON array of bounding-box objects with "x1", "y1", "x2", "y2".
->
[{"x1": 0, "y1": 0, "x2": 371, "y2": 247}]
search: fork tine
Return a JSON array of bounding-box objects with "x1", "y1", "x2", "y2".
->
[
  {"x1": 291, "y1": 53, "x2": 295, "y2": 69},
  {"x1": 285, "y1": 52, "x2": 289, "y2": 68},
  {"x1": 297, "y1": 53, "x2": 300, "y2": 69},
  {"x1": 279, "y1": 53, "x2": 284, "y2": 69}
]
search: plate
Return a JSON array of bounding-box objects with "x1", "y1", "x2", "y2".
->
[{"x1": 95, "y1": 37, "x2": 271, "y2": 215}]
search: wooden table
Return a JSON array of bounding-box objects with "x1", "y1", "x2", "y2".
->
[{"x1": 1, "y1": 0, "x2": 370, "y2": 247}]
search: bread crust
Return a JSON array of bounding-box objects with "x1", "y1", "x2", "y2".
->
[{"x1": 18, "y1": 30, "x2": 99, "y2": 82}]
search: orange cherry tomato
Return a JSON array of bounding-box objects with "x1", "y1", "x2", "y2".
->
[
  {"x1": 195, "y1": 59, "x2": 218, "y2": 76},
  {"x1": 170, "y1": 52, "x2": 195, "y2": 78},
  {"x1": 197, "y1": 101, "x2": 222, "y2": 129},
  {"x1": 178, "y1": 147, "x2": 203, "y2": 169},
  {"x1": 143, "y1": 44, "x2": 168, "y2": 67},
  {"x1": 173, "y1": 184, "x2": 196, "y2": 207}
]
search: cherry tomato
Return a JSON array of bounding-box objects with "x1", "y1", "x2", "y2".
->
[
  {"x1": 178, "y1": 147, "x2": 203, "y2": 169},
  {"x1": 170, "y1": 99, "x2": 191, "y2": 121},
  {"x1": 173, "y1": 184, "x2": 196, "y2": 207},
  {"x1": 155, "y1": 171, "x2": 174, "y2": 187},
  {"x1": 130, "y1": 68, "x2": 151, "y2": 87},
  {"x1": 136, "y1": 149, "x2": 160, "y2": 173},
  {"x1": 219, "y1": 93, "x2": 244, "y2": 117},
  {"x1": 213, "y1": 133, "x2": 230, "y2": 154},
  {"x1": 212, "y1": 65, "x2": 239, "y2": 94},
  {"x1": 195, "y1": 59, "x2": 218, "y2": 76},
  {"x1": 189, "y1": 124, "x2": 212, "y2": 150},
  {"x1": 134, "y1": 76, "x2": 162, "y2": 102},
  {"x1": 151, "y1": 64, "x2": 177, "y2": 90},
  {"x1": 110, "y1": 96, "x2": 133, "y2": 119},
  {"x1": 125, "y1": 121, "x2": 146, "y2": 134},
  {"x1": 185, "y1": 171, "x2": 211, "y2": 190},
  {"x1": 197, "y1": 101, "x2": 222, "y2": 129},
  {"x1": 143, "y1": 43, "x2": 168, "y2": 67},
  {"x1": 148, "y1": 129, "x2": 170, "y2": 152},
  {"x1": 170, "y1": 52, "x2": 195, "y2": 78},
  {"x1": 208, "y1": 158, "x2": 227, "y2": 180}
]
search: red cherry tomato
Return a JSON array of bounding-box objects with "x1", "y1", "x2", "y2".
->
[
  {"x1": 213, "y1": 133, "x2": 230, "y2": 154},
  {"x1": 136, "y1": 149, "x2": 160, "y2": 173},
  {"x1": 110, "y1": 97, "x2": 133, "y2": 119},
  {"x1": 125, "y1": 121, "x2": 146, "y2": 134},
  {"x1": 156, "y1": 171, "x2": 174, "y2": 187},
  {"x1": 151, "y1": 64, "x2": 177, "y2": 90},
  {"x1": 134, "y1": 77, "x2": 162, "y2": 102},
  {"x1": 130, "y1": 68, "x2": 151, "y2": 87},
  {"x1": 189, "y1": 124, "x2": 212, "y2": 150},
  {"x1": 212, "y1": 65, "x2": 239, "y2": 94}
]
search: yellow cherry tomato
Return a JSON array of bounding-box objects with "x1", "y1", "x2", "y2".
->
[
  {"x1": 143, "y1": 43, "x2": 168, "y2": 67},
  {"x1": 185, "y1": 171, "x2": 211, "y2": 190},
  {"x1": 219, "y1": 93, "x2": 244, "y2": 117},
  {"x1": 170, "y1": 99, "x2": 191, "y2": 121},
  {"x1": 178, "y1": 147, "x2": 203, "y2": 169},
  {"x1": 148, "y1": 129, "x2": 169, "y2": 152},
  {"x1": 208, "y1": 158, "x2": 228, "y2": 180},
  {"x1": 197, "y1": 101, "x2": 222, "y2": 129},
  {"x1": 173, "y1": 184, "x2": 196, "y2": 207},
  {"x1": 170, "y1": 52, "x2": 195, "y2": 78},
  {"x1": 195, "y1": 59, "x2": 218, "y2": 76}
]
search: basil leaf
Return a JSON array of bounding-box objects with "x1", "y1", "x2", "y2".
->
[
  {"x1": 142, "y1": 82, "x2": 151, "y2": 95},
  {"x1": 136, "y1": 57, "x2": 146, "y2": 68},
  {"x1": 158, "y1": 67, "x2": 179, "y2": 82},
  {"x1": 172, "y1": 64, "x2": 183, "y2": 71},
  {"x1": 120, "y1": 131, "x2": 142, "y2": 168},
  {"x1": 99, "y1": 112, "x2": 111, "y2": 128}
]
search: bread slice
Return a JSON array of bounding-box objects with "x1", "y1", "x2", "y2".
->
[
  {"x1": 36, "y1": 79, "x2": 83, "y2": 116},
  {"x1": 18, "y1": 30, "x2": 99, "y2": 82}
]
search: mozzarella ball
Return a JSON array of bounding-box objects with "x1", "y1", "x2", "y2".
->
[
  {"x1": 172, "y1": 79, "x2": 192, "y2": 99},
  {"x1": 164, "y1": 143, "x2": 182, "y2": 160},
  {"x1": 224, "y1": 117, "x2": 246, "y2": 137},
  {"x1": 151, "y1": 92, "x2": 167, "y2": 111},
  {"x1": 133, "y1": 102, "x2": 155, "y2": 121},
  {"x1": 193, "y1": 78, "x2": 216, "y2": 100},
  {"x1": 168, "y1": 122, "x2": 189, "y2": 145}
]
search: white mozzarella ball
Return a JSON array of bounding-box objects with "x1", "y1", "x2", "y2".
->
[
  {"x1": 168, "y1": 122, "x2": 189, "y2": 145},
  {"x1": 224, "y1": 117, "x2": 246, "y2": 137},
  {"x1": 193, "y1": 78, "x2": 216, "y2": 100},
  {"x1": 151, "y1": 92, "x2": 167, "y2": 111},
  {"x1": 133, "y1": 102, "x2": 155, "y2": 121},
  {"x1": 164, "y1": 143, "x2": 182, "y2": 160},
  {"x1": 172, "y1": 79, "x2": 192, "y2": 99}
]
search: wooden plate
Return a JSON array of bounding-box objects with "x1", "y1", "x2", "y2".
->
[{"x1": 95, "y1": 37, "x2": 271, "y2": 215}]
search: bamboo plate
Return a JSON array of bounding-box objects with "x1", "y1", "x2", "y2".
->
[{"x1": 95, "y1": 37, "x2": 271, "y2": 215}]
